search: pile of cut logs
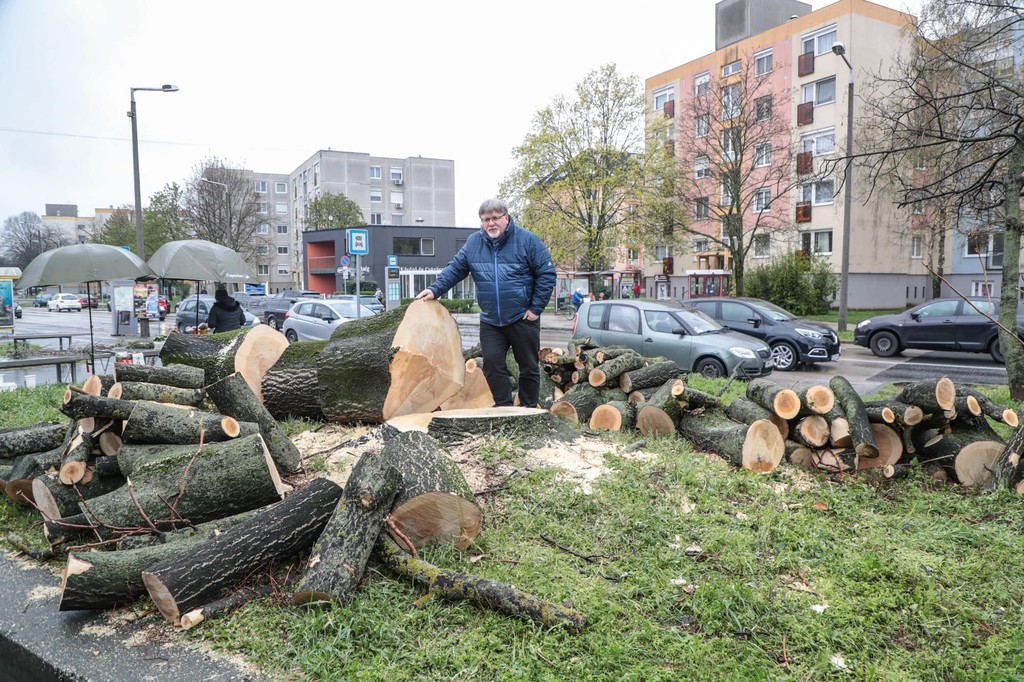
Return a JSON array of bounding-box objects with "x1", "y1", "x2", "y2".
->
[
  {"x1": 543, "y1": 341, "x2": 1023, "y2": 490},
  {"x1": 0, "y1": 302, "x2": 586, "y2": 631}
]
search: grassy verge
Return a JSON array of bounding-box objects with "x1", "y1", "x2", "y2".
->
[{"x1": 2, "y1": 383, "x2": 1023, "y2": 680}]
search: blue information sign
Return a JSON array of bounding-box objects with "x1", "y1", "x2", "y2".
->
[
  {"x1": 387, "y1": 255, "x2": 398, "y2": 267},
  {"x1": 346, "y1": 229, "x2": 369, "y2": 256}
]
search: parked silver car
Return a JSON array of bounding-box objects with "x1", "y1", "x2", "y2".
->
[
  {"x1": 572, "y1": 300, "x2": 774, "y2": 379},
  {"x1": 282, "y1": 299, "x2": 378, "y2": 342}
]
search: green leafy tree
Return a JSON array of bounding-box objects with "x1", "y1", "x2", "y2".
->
[
  {"x1": 90, "y1": 205, "x2": 136, "y2": 250},
  {"x1": 306, "y1": 193, "x2": 365, "y2": 231},
  {"x1": 501, "y1": 63, "x2": 678, "y2": 290}
]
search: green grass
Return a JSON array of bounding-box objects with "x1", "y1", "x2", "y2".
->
[{"x1": 2, "y1": 383, "x2": 1024, "y2": 680}]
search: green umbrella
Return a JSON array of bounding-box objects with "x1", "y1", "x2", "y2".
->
[
  {"x1": 16, "y1": 243, "x2": 156, "y2": 373},
  {"x1": 146, "y1": 239, "x2": 258, "y2": 283}
]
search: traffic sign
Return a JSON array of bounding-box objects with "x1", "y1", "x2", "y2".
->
[
  {"x1": 387, "y1": 255, "x2": 398, "y2": 267},
  {"x1": 336, "y1": 266, "x2": 345, "y2": 274},
  {"x1": 340, "y1": 256, "x2": 350, "y2": 267},
  {"x1": 346, "y1": 229, "x2": 369, "y2": 256}
]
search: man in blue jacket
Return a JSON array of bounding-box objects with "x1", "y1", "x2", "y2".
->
[{"x1": 416, "y1": 199, "x2": 556, "y2": 408}]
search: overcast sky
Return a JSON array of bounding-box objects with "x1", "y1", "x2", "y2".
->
[{"x1": 0, "y1": 0, "x2": 917, "y2": 229}]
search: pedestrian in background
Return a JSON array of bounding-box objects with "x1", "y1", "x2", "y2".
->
[
  {"x1": 206, "y1": 289, "x2": 245, "y2": 332},
  {"x1": 416, "y1": 199, "x2": 556, "y2": 408},
  {"x1": 633, "y1": 282, "x2": 641, "y2": 298}
]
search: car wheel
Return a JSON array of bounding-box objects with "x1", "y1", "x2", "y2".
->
[
  {"x1": 770, "y1": 341, "x2": 798, "y2": 371},
  {"x1": 869, "y1": 331, "x2": 900, "y2": 357},
  {"x1": 990, "y1": 337, "x2": 1004, "y2": 364},
  {"x1": 695, "y1": 357, "x2": 727, "y2": 379},
  {"x1": 285, "y1": 329, "x2": 298, "y2": 343}
]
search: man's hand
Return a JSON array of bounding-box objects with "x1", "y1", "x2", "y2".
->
[
  {"x1": 523, "y1": 310, "x2": 539, "y2": 321},
  {"x1": 415, "y1": 289, "x2": 436, "y2": 300}
]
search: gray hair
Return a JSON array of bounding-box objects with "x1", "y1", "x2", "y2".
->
[{"x1": 478, "y1": 198, "x2": 508, "y2": 217}]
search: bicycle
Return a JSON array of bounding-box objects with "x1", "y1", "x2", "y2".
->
[{"x1": 558, "y1": 303, "x2": 578, "y2": 320}]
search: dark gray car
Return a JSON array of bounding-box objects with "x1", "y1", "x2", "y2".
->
[{"x1": 572, "y1": 300, "x2": 773, "y2": 379}]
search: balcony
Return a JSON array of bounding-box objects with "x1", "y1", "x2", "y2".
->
[
  {"x1": 796, "y1": 202, "x2": 812, "y2": 223},
  {"x1": 797, "y1": 102, "x2": 814, "y2": 126},
  {"x1": 308, "y1": 255, "x2": 338, "y2": 274},
  {"x1": 798, "y1": 51, "x2": 815, "y2": 77},
  {"x1": 796, "y1": 151, "x2": 813, "y2": 175}
]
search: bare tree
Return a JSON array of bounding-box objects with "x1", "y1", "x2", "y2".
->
[
  {"x1": 857, "y1": 0, "x2": 1024, "y2": 398},
  {"x1": 673, "y1": 55, "x2": 804, "y2": 295},
  {"x1": 0, "y1": 211, "x2": 70, "y2": 270},
  {"x1": 183, "y1": 157, "x2": 270, "y2": 262},
  {"x1": 500, "y1": 64, "x2": 677, "y2": 289}
]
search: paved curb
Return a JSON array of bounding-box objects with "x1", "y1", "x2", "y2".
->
[{"x1": 0, "y1": 553, "x2": 266, "y2": 682}]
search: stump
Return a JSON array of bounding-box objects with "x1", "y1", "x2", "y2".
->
[{"x1": 144, "y1": 477, "x2": 343, "y2": 624}]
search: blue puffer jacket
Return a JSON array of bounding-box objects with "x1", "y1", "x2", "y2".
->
[{"x1": 429, "y1": 219, "x2": 556, "y2": 327}]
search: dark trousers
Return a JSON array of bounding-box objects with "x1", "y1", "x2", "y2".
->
[{"x1": 479, "y1": 318, "x2": 541, "y2": 407}]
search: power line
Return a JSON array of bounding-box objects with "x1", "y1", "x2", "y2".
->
[{"x1": 0, "y1": 126, "x2": 309, "y2": 154}]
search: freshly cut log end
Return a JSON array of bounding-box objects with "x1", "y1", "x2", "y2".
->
[
  {"x1": 589, "y1": 401, "x2": 636, "y2": 432},
  {"x1": 142, "y1": 573, "x2": 180, "y2": 624},
  {"x1": 5, "y1": 479, "x2": 34, "y2": 506},
  {"x1": 58, "y1": 461, "x2": 87, "y2": 486},
  {"x1": 549, "y1": 401, "x2": 579, "y2": 422},
  {"x1": 856, "y1": 424, "x2": 903, "y2": 471},
  {"x1": 801, "y1": 385, "x2": 835, "y2": 415},
  {"x1": 741, "y1": 419, "x2": 785, "y2": 473},
  {"x1": 81, "y1": 375, "x2": 103, "y2": 397},
  {"x1": 954, "y1": 441, "x2": 1004, "y2": 488},
  {"x1": 439, "y1": 364, "x2": 494, "y2": 412},
  {"x1": 390, "y1": 491, "x2": 482, "y2": 551}
]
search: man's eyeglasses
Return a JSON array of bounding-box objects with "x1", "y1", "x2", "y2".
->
[{"x1": 480, "y1": 214, "x2": 507, "y2": 225}]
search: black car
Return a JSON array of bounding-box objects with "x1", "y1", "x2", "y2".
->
[
  {"x1": 854, "y1": 297, "x2": 1023, "y2": 363},
  {"x1": 688, "y1": 297, "x2": 841, "y2": 371}
]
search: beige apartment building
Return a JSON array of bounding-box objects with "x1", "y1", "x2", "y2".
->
[{"x1": 644, "y1": 0, "x2": 930, "y2": 308}]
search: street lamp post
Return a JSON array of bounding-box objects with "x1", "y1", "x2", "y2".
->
[
  {"x1": 129, "y1": 84, "x2": 179, "y2": 259},
  {"x1": 832, "y1": 42, "x2": 854, "y2": 332}
]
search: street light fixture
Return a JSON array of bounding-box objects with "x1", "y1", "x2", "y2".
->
[
  {"x1": 831, "y1": 42, "x2": 854, "y2": 332},
  {"x1": 129, "y1": 84, "x2": 179, "y2": 259}
]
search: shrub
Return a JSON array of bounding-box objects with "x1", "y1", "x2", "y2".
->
[{"x1": 744, "y1": 250, "x2": 838, "y2": 316}]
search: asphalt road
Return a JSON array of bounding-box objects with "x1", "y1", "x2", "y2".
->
[{"x1": 5, "y1": 306, "x2": 1011, "y2": 395}]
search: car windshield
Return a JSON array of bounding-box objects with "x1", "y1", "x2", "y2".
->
[
  {"x1": 673, "y1": 308, "x2": 722, "y2": 334},
  {"x1": 748, "y1": 300, "x2": 795, "y2": 321}
]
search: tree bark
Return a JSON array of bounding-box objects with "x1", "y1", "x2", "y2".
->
[
  {"x1": 617, "y1": 360, "x2": 680, "y2": 394},
  {"x1": 113, "y1": 362, "x2": 206, "y2": 389},
  {"x1": 635, "y1": 379, "x2": 685, "y2": 436},
  {"x1": 745, "y1": 379, "x2": 800, "y2": 420},
  {"x1": 32, "y1": 469, "x2": 126, "y2": 520},
  {"x1": 724, "y1": 397, "x2": 788, "y2": 440},
  {"x1": 58, "y1": 510, "x2": 257, "y2": 611},
  {"x1": 587, "y1": 352, "x2": 646, "y2": 388},
  {"x1": 374, "y1": 535, "x2": 587, "y2": 632},
  {"x1": 121, "y1": 402, "x2": 241, "y2": 445},
  {"x1": 988, "y1": 407, "x2": 1024, "y2": 492},
  {"x1": 293, "y1": 452, "x2": 404, "y2": 605},
  {"x1": 677, "y1": 408, "x2": 784, "y2": 473},
  {"x1": 550, "y1": 383, "x2": 603, "y2": 424},
  {"x1": 143, "y1": 477, "x2": 343, "y2": 624},
  {"x1": 108, "y1": 382, "x2": 206, "y2": 407},
  {"x1": 0, "y1": 422, "x2": 70, "y2": 459},
  {"x1": 897, "y1": 377, "x2": 956, "y2": 413},
  {"x1": 830, "y1": 376, "x2": 878, "y2": 459},
  {"x1": 261, "y1": 340, "x2": 328, "y2": 421},
  {"x1": 60, "y1": 391, "x2": 135, "y2": 422},
  {"x1": 954, "y1": 386, "x2": 1018, "y2": 427},
  {"x1": 205, "y1": 372, "x2": 302, "y2": 474}
]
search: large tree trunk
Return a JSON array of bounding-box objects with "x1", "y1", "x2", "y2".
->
[
  {"x1": 317, "y1": 301, "x2": 465, "y2": 423},
  {"x1": 374, "y1": 535, "x2": 587, "y2": 632},
  {"x1": 32, "y1": 470, "x2": 126, "y2": 520},
  {"x1": 293, "y1": 452, "x2": 404, "y2": 605},
  {"x1": 45, "y1": 434, "x2": 285, "y2": 544},
  {"x1": 58, "y1": 510, "x2": 257, "y2": 611},
  {"x1": 113, "y1": 363, "x2": 206, "y2": 389},
  {"x1": 380, "y1": 431, "x2": 482, "y2": 551},
  {"x1": 143, "y1": 478, "x2": 343, "y2": 625},
  {"x1": 261, "y1": 340, "x2": 328, "y2": 421},
  {"x1": 205, "y1": 372, "x2": 302, "y2": 474},
  {"x1": 160, "y1": 325, "x2": 289, "y2": 400}
]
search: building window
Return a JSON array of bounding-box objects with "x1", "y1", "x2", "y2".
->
[
  {"x1": 256, "y1": 245, "x2": 270, "y2": 255},
  {"x1": 966, "y1": 232, "x2": 1004, "y2": 268},
  {"x1": 721, "y1": 180, "x2": 733, "y2": 207},
  {"x1": 695, "y1": 197, "x2": 709, "y2": 219},
  {"x1": 276, "y1": 224, "x2": 288, "y2": 234},
  {"x1": 803, "y1": 77, "x2": 836, "y2": 106},
  {"x1": 277, "y1": 265, "x2": 290, "y2": 276},
  {"x1": 803, "y1": 27, "x2": 837, "y2": 55},
  {"x1": 695, "y1": 155, "x2": 710, "y2": 179},
  {"x1": 653, "y1": 86, "x2": 675, "y2": 112},
  {"x1": 802, "y1": 179, "x2": 835, "y2": 205},
  {"x1": 753, "y1": 234, "x2": 770, "y2": 258},
  {"x1": 370, "y1": 213, "x2": 383, "y2": 225},
  {"x1": 393, "y1": 237, "x2": 435, "y2": 256},
  {"x1": 390, "y1": 168, "x2": 403, "y2": 184},
  {"x1": 755, "y1": 49, "x2": 773, "y2": 76},
  {"x1": 801, "y1": 128, "x2": 836, "y2": 155},
  {"x1": 721, "y1": 60, "x2": 741, "y2": 77},
  {"x1": 275, "y1": 202, "x2": 287, "y2": 215},
  {"x1": 694, "y1": 72, "x2": 710, "y2": 96},
  {"x1": 754, "y1": 142, "x2": 772, "y2": 167},
  {"x1": 255, "y1": 180, "x2": 267, "y2": 193},
  {"x1": 696, "y1": 115, "x2": 709, "y2": 138},
  {"x1": 754, "y1": 188, "x2": 772, "y2": 212},
  {"x1": 370, "y1": 190, "x2": 382, "y2": 203},
  {"x1": 257, "y1": 223, "x2": 269, "y2": 234},
  {"x1": 654, "y1": 244, "x2": 674, "y2": 259},
  {"x1": 392, "y1": 214, "x2": 403, "y2": 226},
  {"x1": 912, "y1": 201, "x2": 925, "y2": 215},
  {"x1": 256, "y1": 202, "x2": 268, "y2": 214},
  {"x1": 275, "y1": 182, "x2": 287, "y2": 193},
  {"x1": 755, "y1": 95, "x2": 772, "y2": 121},
  {"x1": 722, "y1": 83, "x2": 741, "y2": 120},
  {"x1": 370, "y1": 166, "x2": 382, "y2": 179},
  {"x1": 390, "y1": 191, "x2": 404, "y2": 207},
  {"x1": 972, "y1": 280, "x2": 994, "y2": 296},
  {"x1": 721, "y1": 128, "x2": 739, "y2": 161},
  {"x1": 274, "y1": 246, "x2": 287, "y2": 255},
  {"x1": 693, "y1": 238, "x2": 710, "y2": 252},
  {"x1": 911, "y1": 235, "x2": 923, "y2": 258},
  {"x1": 801, "y1": 229, "x2": 833, "y2": 255},
  {"x1": 258, "y1": 264, "x2": 270, "y2": 276}
]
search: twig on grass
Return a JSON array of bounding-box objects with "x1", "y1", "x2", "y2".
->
[{"x1": 540, "y1": 534, "x2": 619, "y2": 564}]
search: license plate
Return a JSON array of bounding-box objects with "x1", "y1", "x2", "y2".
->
[
  {"x1": 830, "y1": 354, "x2": 840, "y2": 362},
  {"x1": 764, "y1": 359, "x2": 774, "y2": 368}
]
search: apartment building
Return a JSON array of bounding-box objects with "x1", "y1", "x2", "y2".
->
[
  {"x1": 249, "y1": 171, "x2": 294, "y2": 292},
  {"x1": 645, "y1": 0, "x2": 926, "y2": 308}
]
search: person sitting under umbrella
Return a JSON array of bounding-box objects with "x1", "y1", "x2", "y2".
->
[{"x1": 206, "y1": 289, "x2": 245, "y2": 332}]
